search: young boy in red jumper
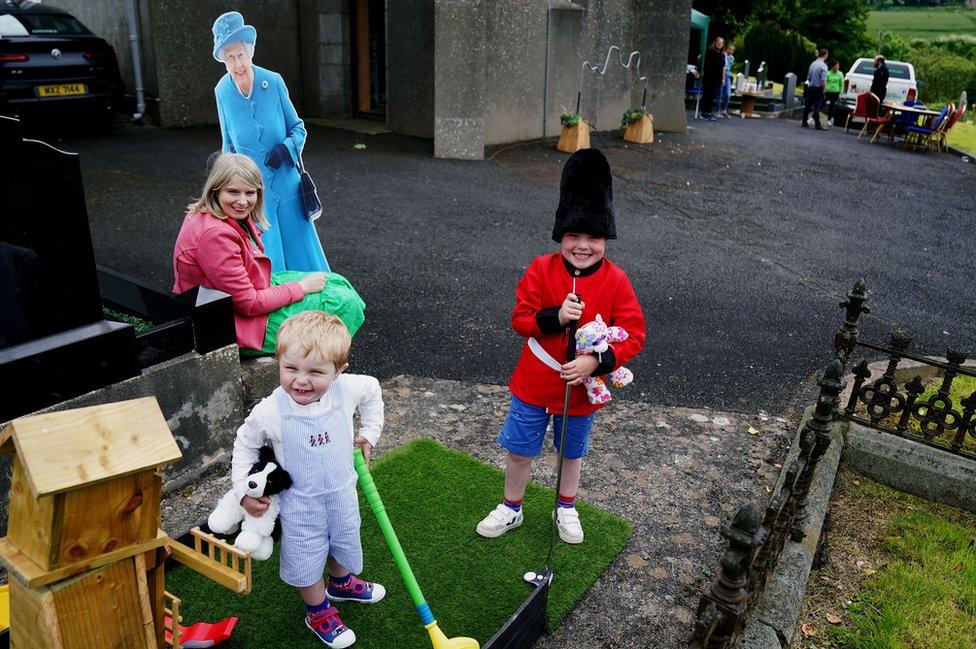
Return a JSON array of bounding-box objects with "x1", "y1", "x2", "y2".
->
[{"x1": 476, "y1": 148, "x2": 646, "y2": 544}]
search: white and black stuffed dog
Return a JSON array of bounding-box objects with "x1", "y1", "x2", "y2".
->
[{"x1": 208, "y1": 446, "x2": 292, "y2": 560}]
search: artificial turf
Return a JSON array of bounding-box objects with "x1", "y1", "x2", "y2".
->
[{"x1": 165, "y1": 438, "x2": 633, "y2": 648}]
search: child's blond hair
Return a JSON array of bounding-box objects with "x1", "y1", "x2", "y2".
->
[
  {"x1": 187, "y1": 153, "x2": 268, "y2": 228},
  {"x1": 275, "y1": 311, "x2": 350, "y2": 366}
]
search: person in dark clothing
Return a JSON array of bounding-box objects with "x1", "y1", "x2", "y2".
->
[
  {"x1": 802, "y1": 48, "x2": 829, "y2": 130},
  {"x1": 871, "y1": 55, "x2": 890, "y2": 105},
  {"x1": 701, "y1": 37, "x2": 726, "y2": 121}
]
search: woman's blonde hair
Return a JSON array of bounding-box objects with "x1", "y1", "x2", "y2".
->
[{"x1": 187, "y1": 153, "x2": 267, "y2": 227}]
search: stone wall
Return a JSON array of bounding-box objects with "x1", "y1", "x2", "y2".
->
[
  {"x1": 431, "y1": 0, "x2": 690, "y2": 158},
  {"x1": 387, "y1": 0, "x2": 435, "y2": 137},
  {"x1": 51, "y1": 0, "x2": 688, "y2": 143},
  {"x1": 54, "y1": 0, "x2": 305, "y2": 127},
  {"x1": 52, "y1": 0, "x2": 134, "y2": 95},
  {"x1": 300, "y1": 0, "x2": 352, "y2": 118},
  {"x1": 0, "y1": 345, "x2": 247, "y2": 538}
]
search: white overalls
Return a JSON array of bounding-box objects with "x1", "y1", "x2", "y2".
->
[{"x1": 276, "y1": 383, "x2": 363, "y2": 588}]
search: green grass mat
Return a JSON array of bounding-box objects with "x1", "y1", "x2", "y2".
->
[{"x1": 165, "y1": 438, "x2": 633, "y2": 648}]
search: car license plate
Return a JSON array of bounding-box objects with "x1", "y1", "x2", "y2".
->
[{"x1": 37, "y1": 83, "x2": 87, "y2": 97}]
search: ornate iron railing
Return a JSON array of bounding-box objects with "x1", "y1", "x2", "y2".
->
[
  {"x1": 833, "y1": 280, "x2": 976, "y2": 460},
  {"x1": 690, "y1": 361, "x2": 842, "y2": 648}
]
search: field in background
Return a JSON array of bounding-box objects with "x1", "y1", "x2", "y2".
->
[{"x1": 868, "y1": 8, "x2": 976, "y2": 39}]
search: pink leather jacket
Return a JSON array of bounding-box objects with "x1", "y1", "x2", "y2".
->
[{"x1": 173, "y1": 211, "x2": 303, "y2": 350}]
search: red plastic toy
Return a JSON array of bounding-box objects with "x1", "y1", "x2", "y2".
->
[{"x1": 164, "y1": 615, "x2": 238, "y2": 648}]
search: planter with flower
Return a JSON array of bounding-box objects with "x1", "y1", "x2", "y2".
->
[
  {"x1": 557, "y1": 113, "x2": 589, "y2": 153},
  {"x1": 621, "y1": 106, "x2": 653, "y2": 144}
]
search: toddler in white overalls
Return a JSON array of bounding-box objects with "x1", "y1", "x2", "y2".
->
[{"x1": 231, "y1": 311, "x2": 385, "y2": 648}]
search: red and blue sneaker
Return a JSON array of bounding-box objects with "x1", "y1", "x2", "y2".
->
[
  {"x1": 326, "y1": 574, "x2": 387, "y2": 604},
  {"x1": 305, "y1": 605, "x2": 356, "y2": 648}
]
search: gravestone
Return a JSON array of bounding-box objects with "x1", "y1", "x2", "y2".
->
[
  {"x1": 783, "y1": 73, "x2": 797, "y2": 108},
  {"x1": 0, "y1": 116, "x2": 139, "y2": 422}
]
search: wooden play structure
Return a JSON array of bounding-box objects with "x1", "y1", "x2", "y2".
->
[{"x1": 0, "y1": 398, "x2": 251, "y2": 649}]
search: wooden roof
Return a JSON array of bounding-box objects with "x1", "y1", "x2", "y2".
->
[{"x1": 0, "y1": 397, "x2": 182, "y2": 496}]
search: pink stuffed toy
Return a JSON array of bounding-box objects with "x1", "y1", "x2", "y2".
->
[{"x1": 575, "y1": 314, "x2": 634, "y2": 404}]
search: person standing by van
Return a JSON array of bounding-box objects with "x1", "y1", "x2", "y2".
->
[
  {"x1": 871, "y1": 55, "x2": 890, "y2": 105},
  {"x1": 825, "y1": 61, "x2": 844, "y2": 126}
]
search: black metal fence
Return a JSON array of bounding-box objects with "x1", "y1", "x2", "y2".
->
[
  {"x1": 833, "y1": 280, "x2": 976, "y2": 460},
  {"x1": 691, "y1": 279, "x2": 976, "y2": 647},
  {"x1": 690, "y1": 361, "x2": 842, "y2": 648}
]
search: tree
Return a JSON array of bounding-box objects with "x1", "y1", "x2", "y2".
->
[
  {"x1": 796, "y1": 0, "x2": 872, "y2": 68},
  {"x1": 691, "y1": 0, "x2": 755, "y2": 42},
  {"x1": 739, "y1": 22, "x2": 818, "y2": 80}
]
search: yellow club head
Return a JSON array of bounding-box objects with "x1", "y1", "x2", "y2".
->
[{"x1": 426, "y1": 621, "x2": 480, "y2": 649}]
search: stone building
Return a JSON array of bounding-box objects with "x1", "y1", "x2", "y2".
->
[{"x1": 56, "y1": 0, "x2": 690, "y2": 158}]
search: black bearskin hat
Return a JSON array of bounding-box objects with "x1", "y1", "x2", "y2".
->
[{"x1": 551, "y1": 148, "x2": 616, "y2": 242}]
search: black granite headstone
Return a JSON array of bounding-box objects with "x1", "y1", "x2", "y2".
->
[
  {"x1": 0, "y1": 116, "x2": 104, "y2": 345},
  {"x1": 0, "y1": 115, "x2": 139, "y2": 422}
]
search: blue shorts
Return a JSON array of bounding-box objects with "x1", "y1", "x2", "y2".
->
[{"x1": 496, "y1": 395, "x2": 596, "y2": 460}]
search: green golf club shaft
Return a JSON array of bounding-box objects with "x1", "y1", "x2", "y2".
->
[{"x1": 354, "y1": 448, "x2": 428, "y2": 612}]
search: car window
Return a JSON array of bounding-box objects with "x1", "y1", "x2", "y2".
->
[
  {"x1": 853, "y1": 61, "x2": 874, "y2": 75},
  {"x1": 14, "y1": 13, "x2": 90, "y2": 36},
  {"x1": 888, "y1": 63, "x2": 911, "y2": 80},
  {"x1": 0, "y1": 14, "x2": 30, "y2": 37}
]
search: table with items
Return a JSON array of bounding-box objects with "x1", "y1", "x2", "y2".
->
[{"x1": 873, "y1": 103, "x2": 942, "y2": 144}]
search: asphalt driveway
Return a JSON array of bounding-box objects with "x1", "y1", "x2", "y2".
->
[{"x1": 56, "y1": 113, "x2": 976, "y2": 414}]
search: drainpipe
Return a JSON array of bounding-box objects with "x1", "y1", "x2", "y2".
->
[
  {"x1": 543, "y1": 0, "x2": 552, "y2": 138},
  {"x1": 125, "y1": 0, "x2": 146, "y2": 124}
]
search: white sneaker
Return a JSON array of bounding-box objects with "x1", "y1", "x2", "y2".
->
[
  {"x1": 556, "y1": 507, "x2": 584, "y2": 544},
  {"x1": 476, "y1": 503, "x2": 523, "y2": 538}
]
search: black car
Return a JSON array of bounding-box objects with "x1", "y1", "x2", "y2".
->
[{"x1": 0, "y1": 0, "x2": 123, "y2": 125}]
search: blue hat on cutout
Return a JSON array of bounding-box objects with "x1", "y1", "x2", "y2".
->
[{"x1": 212, "y1": 11, "x2": 257, "y2": 62}]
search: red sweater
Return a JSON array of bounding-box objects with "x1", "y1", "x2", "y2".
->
[{"x1": 508, "y1": 253, "x2": 646, "y2": 416}]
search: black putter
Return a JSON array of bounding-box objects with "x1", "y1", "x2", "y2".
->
[
  {"x1": 485, "y1": 295, "x2": 581, "y2": 649},
  {"x1": 524, "y1": 293, "x2": 581, "y2": 588}
]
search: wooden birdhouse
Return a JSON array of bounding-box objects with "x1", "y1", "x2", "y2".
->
[{"x1": 0, "y1": 398, "x2": 181, "y2": 648}]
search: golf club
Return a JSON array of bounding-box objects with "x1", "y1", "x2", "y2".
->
[
  {"x1": 524, "y1": 292, "x2": 580, "y2": 588},
  {"x1": 354, "y1": 448, "x2": 480, "y2": 649}
]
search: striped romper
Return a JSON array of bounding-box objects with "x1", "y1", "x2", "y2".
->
[{"x1": 276, "y1": 382, "x2": 363, "y2": 587}]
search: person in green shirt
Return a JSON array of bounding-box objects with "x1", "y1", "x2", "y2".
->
[{"x1": 825, "y1": 61, "x2": 844, "y2": 126}]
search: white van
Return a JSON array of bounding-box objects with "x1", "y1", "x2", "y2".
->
[{"x1": 837, "y1": 58, "x2": 918, "y2": 116}]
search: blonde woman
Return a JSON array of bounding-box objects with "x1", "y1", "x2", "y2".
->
[
  {"x1": 212, "y1": 11, "x2": 328, "y2": 273},
  {"x1": 173, "y1": 154, "x2": 364, "y2": 354}
]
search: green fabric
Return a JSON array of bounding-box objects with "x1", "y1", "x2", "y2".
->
[
  {"x1": 691, "y1": 9, "x2": 710, "y2": 74},
  {"x1": 826, "y1": 69, "x2": 844, "y2": 93},
  {"x1": 254, "y1": 271, "x2": 366, "y2": 355}
]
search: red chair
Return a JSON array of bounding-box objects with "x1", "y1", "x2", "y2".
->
[
  {"x1": 853, "y1": 93, "x2": 885, "y2": 141},
  {"x1": 933, "y1": 103, "x2": 966, "y2": 152},
  {"x1": 869, "y1": 101, "x2": 896, "y2": 144},
  {"x1": 845, "y1": 92, "x2": 875, "y2": 134}
]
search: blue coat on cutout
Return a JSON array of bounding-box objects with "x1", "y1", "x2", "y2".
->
[{"x1": 215, "y1": 65, "x2": 329, "y2": 273}]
